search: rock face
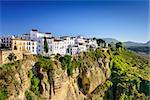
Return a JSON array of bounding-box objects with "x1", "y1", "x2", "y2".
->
[
  {"x1": 77, "y1": 57, "x2": 111, "y2": 96},
  {"x1": 5, "y1": 55, "x2": 37, "y2": 100},
  {"x1": 36, "y1": 60, "x2": 85, "y2": 100},
  {"x1": 1, "y1": 51, "x2": 111, "y2": 100}
]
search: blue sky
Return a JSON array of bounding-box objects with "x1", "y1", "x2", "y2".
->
[{"x1": 0, "y1": 0, "x2": 149, "y2": 42}]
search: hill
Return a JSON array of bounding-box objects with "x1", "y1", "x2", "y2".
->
[
  {"x1": 123, "y1": 41, "x2": 150, "y2": 47},
  {"x1": 0, "y1": 48, "x2": 149, "y2": 100},
  {"x1": 102, "y1": 38, "x2": 119, "y2": 44}
]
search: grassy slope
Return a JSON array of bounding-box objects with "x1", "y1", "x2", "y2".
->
[{"x1": 104, "y1": 49, "x2": 150, "y2": 100}]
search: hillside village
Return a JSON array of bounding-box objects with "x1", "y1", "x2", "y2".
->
[{"x1": 0, "y1": 29, "x2": 107, "y2": 64}]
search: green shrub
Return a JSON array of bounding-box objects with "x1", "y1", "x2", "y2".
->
[
  {"x1": 28, "y1": 70, "x2": 34, "y2": 79},
  {"x1": 31, "y1": 76, "x2": 40, "y2": 95},
  {"x1": 25, "y1": 91, "x2": 33, "y2": 100},
  {"x1": 59, "y1": 55, "x2": 72, "y2": 70},
  {"x1": 95, "y1": 49, "x2": 104, "y2": 59},
  {"x1": 0, "y1": 89, "x2": 7, "y2": 100},
  {"x1": 59, "y1": 55, "x2": 75, "y2": 76},
  {"x1": 35, "y1": 57, "x2": 52, "y2": 71},
  {"x1": 140, "y1": 80, "x2": 150, "y2": 96},
  {"x1": 7, "y1": 53, "x2": 17, "y2": 62}
]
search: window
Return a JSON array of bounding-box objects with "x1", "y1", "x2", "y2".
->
[{"x1": 32, "y1": 42, "x2": 34, "y2": 45}]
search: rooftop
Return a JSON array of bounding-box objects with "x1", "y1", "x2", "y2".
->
[{"x1": 31, "y1": 29, "x2": 38, "y2": 32}]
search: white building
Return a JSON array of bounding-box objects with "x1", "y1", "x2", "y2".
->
[
  {"x1": 18, "y1": 29, "x2": 99, "y2": 56},
  {"x1": 85, "y1": 38, "x2": 98, "y2": 49},
  {"x1": 44, "y1": 36, "x2": 76, "y2": 56},
  {"x1": 21, "y1": 29, "x2": 53, "y2": 55},
  {"x1": 30, "y1": 29, "x2": 52, "y2": 39},
  {"x1": 44, "y1": 38, "x2": 67, "y2": 56},
  {"x1": 75, "y1": 35, "x2": 85, "y2": 44},
  {"x1": 0, "y1": 38, "x2": 2, "y2": 48},
  {"x1": 68, "y1": 43, "x2": 87, "y2": 55},
  {"x1": 0, "y1": 35, "x2": 15, "y2": 48}
]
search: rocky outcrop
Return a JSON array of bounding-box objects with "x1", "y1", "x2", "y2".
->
[
  {"x1": 36, "y1": 60, "x2": 85, "y2": 100},
  {"x1": 2, "y1": 51, "x2": 111, "y2": 100},
  {"x1": 6, "y1": 55, "x2": 37, "y2": 100},
  {"x1": 77, "y1": 57, "x2": 111, "y2": 96}
]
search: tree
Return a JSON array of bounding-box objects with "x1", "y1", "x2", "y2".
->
[
  {"x1": 44, "y1": 37, "x2": 48, "y2": 53},
  {"x1": 59, "y1": 55, "x2": 74, "y2": 76},
  {"x1": 108, "y1": 44, "x2": 111, "y2": 47},
  {"x1": 7, "y1": 53, "x2": 17, "y2": 62},
  {"x1": 116, "y1": 42, "x2": 123, "y2": 49},
  {"x1": 93, "y1": 37, "x2": 96, "y2": 40},
  {"x1": 96, "y1": 39, "x2": 106, "y2": 46}
]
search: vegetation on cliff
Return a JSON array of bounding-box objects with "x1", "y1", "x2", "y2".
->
[
  {"x1": 0, "y1": 45, "x2": 149, "y2": 100},
  {"x1": 103, "y1": 47, "x2": 150, "y2": 100}
]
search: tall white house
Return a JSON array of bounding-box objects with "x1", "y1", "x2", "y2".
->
[{"x1": 28, "y1": 29, "x2": 52, "y2": 55}]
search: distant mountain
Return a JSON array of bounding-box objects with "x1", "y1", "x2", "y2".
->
[
  {"x1": 144, "y1": 41, "x2": 150, "y2": 46},
  {"x1": 102, "y1": 38, "x2": 150, "y2": 47},
  {"x1": 102, "y1": 38, "x2": 119, "y2": 44},
  {"x1": 123, "y1": 41, "x2": 150, "y2": 47}
]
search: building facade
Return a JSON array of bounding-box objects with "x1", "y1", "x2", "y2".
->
[
  {"x1": 11, "y1": 38, "x2": 37, "y2": 54},
  {"x1": 1, "y1": 29, "x2": 99, "y2": 57},
  {"x1": 1, "y1": 35, "x2": 15, "y2": 48}
]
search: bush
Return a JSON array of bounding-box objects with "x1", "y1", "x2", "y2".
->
[
  {"x1": 95, "y1": 49, "x2": 104, "y2": 59},
  {"x1": 140, "y1": 80, "x2": 150, "y2": 96},
  {"x1": 31, "y1": 76, "x2": 40, "y2": 95},
  {"x1": 35, "y1": 56, "x2": 52, "y2": 71},
  {"x1": 7, "y1": 53, "x2": 17, "y2": 62},
  {"x1": 25, "y1": 91, "x2": 33, "y2": 100},
  {"x1": 0, "y1": 89, "x2": 7, "y2": 100},
  {"x1": 28, "y1": 70, "x2": 34, "y2": 79},
  {"x1": 59, "y1": 55, "x2": 72, "y2": 70}
]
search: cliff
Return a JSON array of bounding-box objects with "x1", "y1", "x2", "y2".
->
[{"x1": 0, "y1": 48, "x2": 149, "y2": 100}]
